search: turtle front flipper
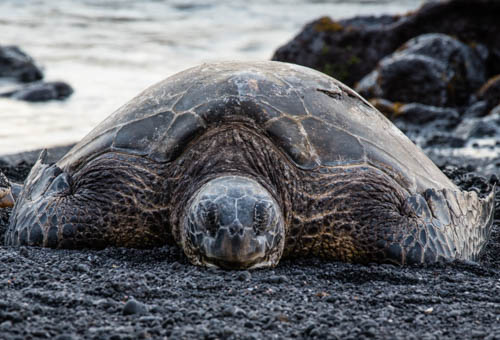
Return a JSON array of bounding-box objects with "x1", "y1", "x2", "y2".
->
[
  {"x1": 398, "y1": 185, "x2": 496, "y2": 264},
  {"x1": 5, "y1": 151, "x2": 171, "y2": 249},
  {"x1": 5, "y1": 150, "x2": 73, "y2": 246}
]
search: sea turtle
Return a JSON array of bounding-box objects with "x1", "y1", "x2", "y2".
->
[{"x1": 2, "y1": 61, "x2": 496, "y2": 269}]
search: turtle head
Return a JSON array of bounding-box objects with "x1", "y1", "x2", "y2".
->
[
  {"x1": 0, "y1": 172, "x2": 15, "y2": 208},
  {"x1": 182, "y1": 175, "x2": 285, "y2": 269}
]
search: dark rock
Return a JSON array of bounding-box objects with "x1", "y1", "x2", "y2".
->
[
  {"x1": 235, "y1": 270, "x2": 251, "y2": 281},
  {"x1": 0, "y1": 160, "x2": 32, "y2": 183},
  {"x1": 424, "y1": 134, "x2": 465, "y2": 148},
  {"x1": 74, "y1": 263, "x2": 90, "y2": 273},
  {"x1": 463, "y1": 100, "x2": 489, "y2": 118},
  {"x1": 356, "y1": 34, "x2": 485, "y2": 106},
  {"x1": 273, "y1": 0, "x2": 500, "y2": 87},
  {"x1": 0, "y1": 45, "x2": 43, "y2": 82},
  {"x1": 477, "y1": 74, "x2": 500, "y2": 110},
  {"x1": 0, "y1": 45, "x2": 73, "y2": 103},
  {"x1": 0, "y1": 81, "x2": 73, "y2": 102},
  {"x1": 221, "y1": 305, "x2": 246, "y2": 318},
  {"x1": 491, "y1": 105, "x2": 500, "y2": 116},
  {"x1": 122, "y1": 299, "x2": 147, "y2": 315},
  {"x1": 454, "y1": 112, "x2": 500, "y2": 140},
  {"x1": 393, "y1": 102, "x2": 460, "y2": 125},
  {"x1": 0, "y1": 320, "x2": 12, "y2": 330},
  {"x1": 369, "y1": 101, "x2": 473, "y2": 152},
  {"x1": 19, "y1": 247, "x2": 29, "y2": 258},
  {"x1": 54, "y1": 335, "x2": 76, "y2": 340},
  {"x1": 265, "y1": 275, "x2": 289, "y2": 284}
]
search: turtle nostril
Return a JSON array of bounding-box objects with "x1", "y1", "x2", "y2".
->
[{"x1": 228, "y1": 221, "x2": 244, "y2": 236}]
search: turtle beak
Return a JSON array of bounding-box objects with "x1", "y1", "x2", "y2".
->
[{"x1": 0, "y1": 188, "x2": 15, "y2": 208}]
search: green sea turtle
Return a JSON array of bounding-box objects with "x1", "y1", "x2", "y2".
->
[{"x1": 2, "y1": 61, "x2": 496, "y2": 269}]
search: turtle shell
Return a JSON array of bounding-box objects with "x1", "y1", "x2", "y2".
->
[{"x1": 57, "y1": 61, "x2": 455, "y2": 193}]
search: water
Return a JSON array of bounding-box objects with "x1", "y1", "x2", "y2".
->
[{"x1": 0, "y1": 0, "x2": 424, "y2": 155}]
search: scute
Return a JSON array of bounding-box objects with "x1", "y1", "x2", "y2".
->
[
  {"x1": 173, "y1": 78, "x2": 235, "y2": 113},
  {"x1": 301, "y1": 117, "x2": 364, "y2": 167},
  {"x1": 266, "y1": 116, "x2": 319, "y2": 169},
  {"x1": 151, "y1": 112, "x2": 206, "y2": 162},
  {"x1": 114, "y1": 111, "x2": 175, "y2": 153},
  {"x1": 56, "y1": 61, "x2": 457, "y2": 193},
  {"x1": 195, "y1": 97, "x2": 281, "y2": 125},
  {"x1": 364, "y1": 142, "x2": 416, "y2": 191}
]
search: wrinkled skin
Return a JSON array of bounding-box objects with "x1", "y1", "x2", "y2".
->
[{"x1": 3, "y1": 61, "x2": 496, "y2": 269}]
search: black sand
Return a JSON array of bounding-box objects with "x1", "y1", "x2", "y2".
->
[{"x1": 0, "y1": 157, "x2": 498, "y2": 340}]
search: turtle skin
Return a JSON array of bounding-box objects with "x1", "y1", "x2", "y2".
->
[{"x1": 4, "y1": 61, "x2": 496, "y2": 266}]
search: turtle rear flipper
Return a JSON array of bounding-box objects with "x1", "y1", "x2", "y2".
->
[
  {"x1": 402, "y1": 185, "x2": 496, "y2": 264},
  {"x1": 438, "y1": 186, "x2": 496, "y2": 261}
]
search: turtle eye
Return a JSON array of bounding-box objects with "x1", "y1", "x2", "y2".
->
[
  {"x1": 253, "y1": 201, "x2": 273, "y2": 235},
  {"x1": 198, "y1": 200, "x2": 219, "y2": 237}
]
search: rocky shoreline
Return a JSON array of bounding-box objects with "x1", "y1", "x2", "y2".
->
[{"x1": 273, "y1": 1, "x2": 500, "y2": 88}]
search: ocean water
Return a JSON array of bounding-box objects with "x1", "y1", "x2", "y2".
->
[{"x1": 0, "y1": 0, "x2": 424, "y2": 154}]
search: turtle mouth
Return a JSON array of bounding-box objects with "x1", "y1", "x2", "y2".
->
[
  {"x1": 195, "y1": 220, "x2": 282, "y2": 270},
  {"x1": 182, "y1": 175, "x2": 285, "y2": 269},
  {"x1": 0, "y1": 188, "x2": 15, "y2": 208}
]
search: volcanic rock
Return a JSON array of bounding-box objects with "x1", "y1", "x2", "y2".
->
[
  {"x1": 356, "y1": 34, "x2": 486, "y2": 106},
  {"x1": 0, "y1": 81, "x2": 73, "y2": 102},
  {"x1": 272, "y1": 0, "x2": 500, "y2": 87},
  {"x1": 0, "y1": 45, "x2": 43, "y2": 83}
]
